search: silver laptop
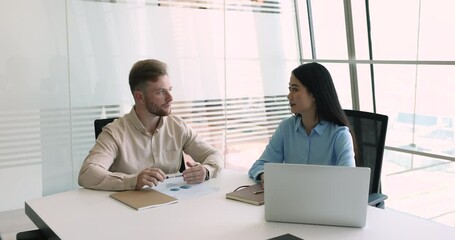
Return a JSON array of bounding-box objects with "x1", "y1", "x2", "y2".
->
[{"x1": 264, "y1": 163, "x2": 370, "y2": 228}]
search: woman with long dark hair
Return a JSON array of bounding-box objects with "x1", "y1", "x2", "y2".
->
[{"x1": 248, "y1": 62, "x2": 355, "y2": 185}]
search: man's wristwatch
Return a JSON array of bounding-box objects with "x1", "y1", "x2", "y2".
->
[{"x1": 204, "y1": 168, "x2": 210, "y2": 181}]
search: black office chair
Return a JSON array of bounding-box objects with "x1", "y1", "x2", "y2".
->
[
  {"x1": 94, "y1": 117, "x2": 186, "y2": 173},
  {"x1": 344, "y1": 109, "x2": 389, "y2": 209},
  {"x1": 94, "y1": 117, "x2": 118, "y2": 139}
]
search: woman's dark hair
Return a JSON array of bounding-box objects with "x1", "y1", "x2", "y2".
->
[{"x1": 291, "y1": 62, "x2": 350, "y2": 127}]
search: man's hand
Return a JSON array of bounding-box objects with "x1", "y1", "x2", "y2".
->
[
  {"x1": 183, "y1": 162, "x2": 207, "y2": 184},
  {"x1": 135, "y1": 168, "x2": 166, "y2": 190}
]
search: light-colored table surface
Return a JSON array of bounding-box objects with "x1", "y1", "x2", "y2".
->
[{"x1": 25, "y1": 169, "x2": 455, "y2": 240}]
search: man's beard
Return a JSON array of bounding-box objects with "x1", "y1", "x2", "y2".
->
[{"x1": 145, "y1": 101, "x2": 171, "y2": 116}]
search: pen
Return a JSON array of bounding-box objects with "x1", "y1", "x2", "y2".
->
[
  {"x1": 254, "y1": 190, "x2": 264, "y2": 194},
  {"x1": 166, "y1": 173, "x2": 184, "y2": 179}
]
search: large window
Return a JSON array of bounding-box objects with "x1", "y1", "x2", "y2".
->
[{"x1": 298, "y1": 0, "x2": 455, "y2": 227}]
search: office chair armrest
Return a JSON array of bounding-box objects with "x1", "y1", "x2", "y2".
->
[{"x1": 368, "y1": 193, "x2": 388, "y2": 206}]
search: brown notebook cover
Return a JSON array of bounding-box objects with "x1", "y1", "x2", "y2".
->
[
  {"x1": 110, "y1": 189, "x2": 178, "y2": 210},
  {"x1": 226, "y1": 183, "x2": 264, "y2": 206}
]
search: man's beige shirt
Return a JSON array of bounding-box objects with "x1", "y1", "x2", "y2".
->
[{"x1": 79, "y1": 107, "x2": 222, "y2": 190}]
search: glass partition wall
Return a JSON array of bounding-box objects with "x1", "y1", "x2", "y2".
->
[
  {"x1": 224, "y1": 0, "x2": 300, "y2": 170},
  {"x1": 0, "y1": 0, "x2": 300, "y2": 211},
  {"x1": 1, "y1": 0, "x2": 453, "y2": 228}
]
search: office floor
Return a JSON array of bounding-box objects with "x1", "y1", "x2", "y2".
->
[
  {"x1": 382, "y1": 159, "x2": 455, "y2": 227},
  {"x1": 1, "y1": 146, "x2": 454, "y2": 240},
  {"x1": 0, "y1": 209, "x2": 36, "y2": 240}
]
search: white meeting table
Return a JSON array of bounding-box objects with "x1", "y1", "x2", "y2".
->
[{"x1": 25, "y1": 169, "x2": 455, "y2": 240}]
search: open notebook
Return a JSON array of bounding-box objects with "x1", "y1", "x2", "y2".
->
[{"x1": 110, "y1": 189, "x2": 178, "y2": 210}]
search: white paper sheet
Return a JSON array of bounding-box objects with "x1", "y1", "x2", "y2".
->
[{"x1": 151, "y1": 177, "x2": 219, "y2": 200}]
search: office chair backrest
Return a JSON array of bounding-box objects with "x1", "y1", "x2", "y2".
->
[
  {"x1": 344, "y1": 110, "x2": 388, "y2": 195},
  {"x1": 93, "y1": 117, "x2": 186, "y2": 173},
  {"x1": 94, "y1": 117, "x2": 118, "y2": 139}
]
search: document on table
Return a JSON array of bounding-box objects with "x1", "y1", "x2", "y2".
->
[{"x1": 152, "y1": 176, "x2": 219, "y2": 200}]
